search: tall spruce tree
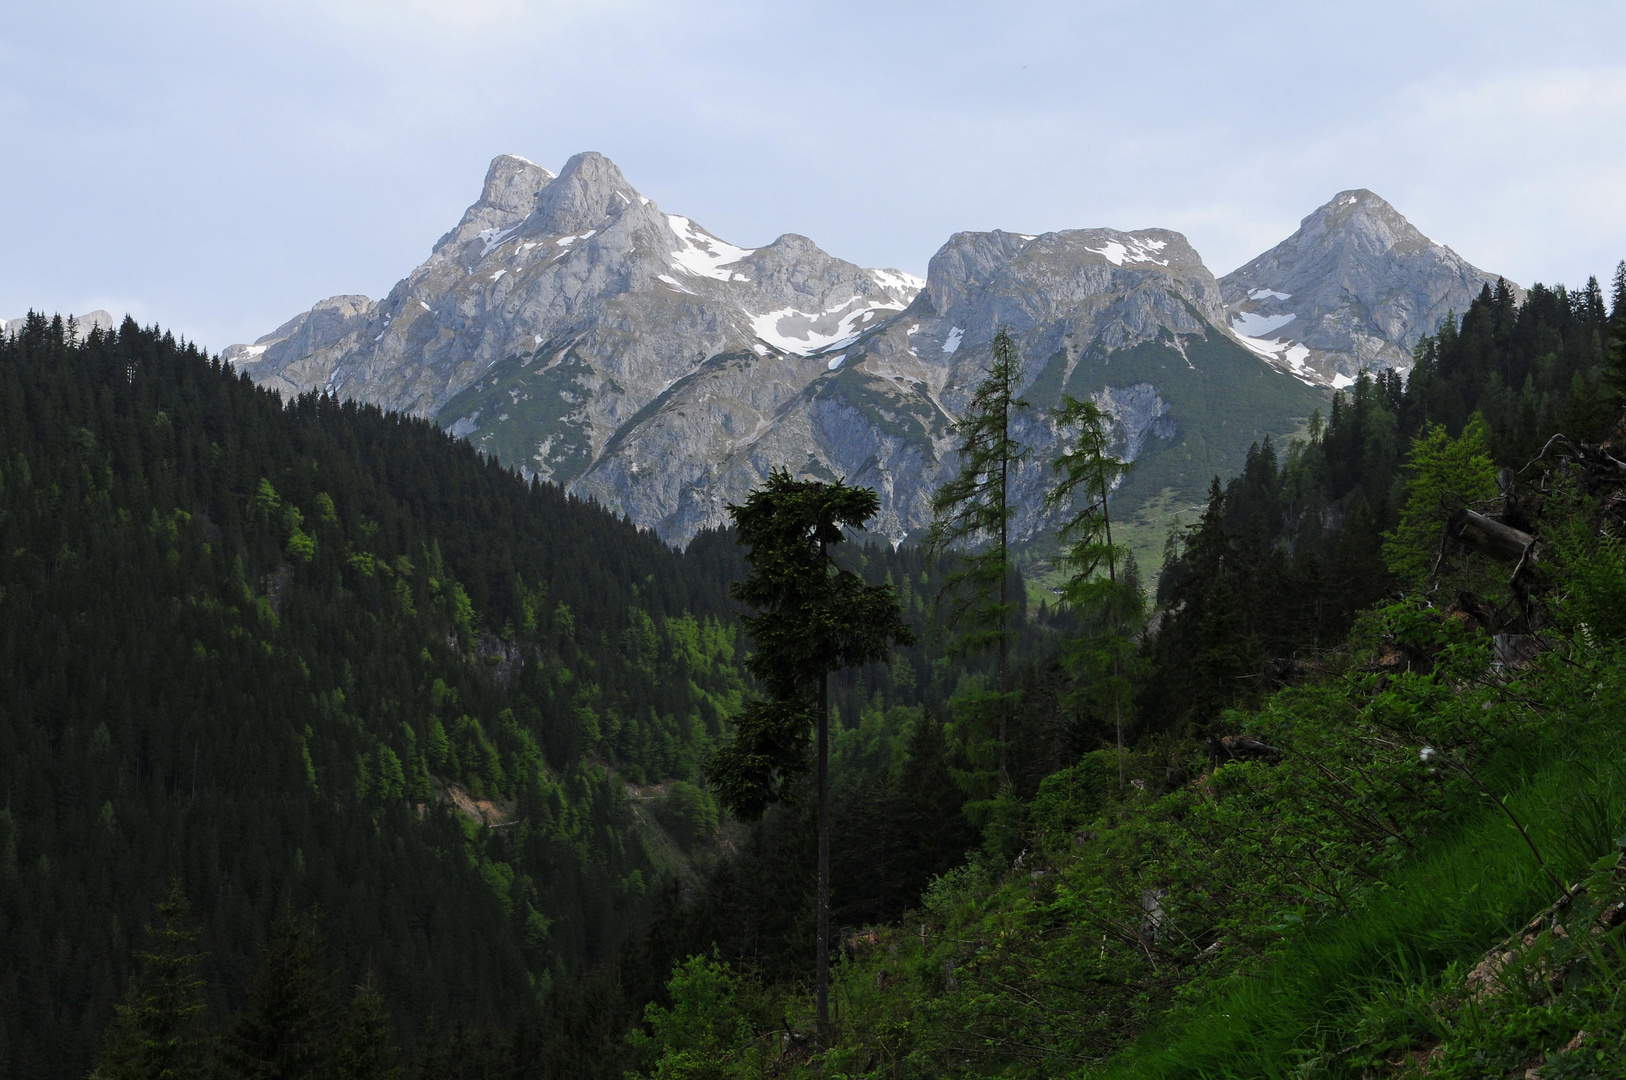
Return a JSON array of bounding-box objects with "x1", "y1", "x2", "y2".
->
[
  {"x1": 336, "y1": 974, "x2": 400, "y2": 1080},
  {"x1": 91, "y1": 884, "x2": 209, "y2": 1080},
  {"x1": 218, "y1": 910, "x2": 340, "y2": 1080},
  {"x1": 927, "y1": 328, "x2": 1029, "y2": 788},
  {"x1": 1045, "y1": 394, "x2": 1141, "y2": 787},
  {"x1": 711, "y1": 469, "x2": 913, "y2": 1044},
  {"x1": 1603, "y1": 261, "x2": 1626, "y2": 421}
]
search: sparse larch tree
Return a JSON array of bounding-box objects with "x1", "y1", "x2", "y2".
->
[{"x1": 927, "y1": 328, "x2": 1029, "y2": 789}]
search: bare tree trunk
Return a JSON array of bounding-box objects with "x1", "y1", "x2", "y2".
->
[
  {"x1": 997, "y1": 383, "x2": 1010, "y2": 790},
  {"x1": 816, "y1": 668, "x2": 831, "y2": 1045},
  {"x1": 998, "y1": 563, "x2": 1008, "y2": 788},
  {"x1": 1102, "y1": 480, "x2": 1124, "y2": 789}
]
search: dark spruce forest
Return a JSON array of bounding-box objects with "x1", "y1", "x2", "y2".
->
[{"x1": 6, "y1": 264, "x2": 1626, "y2": 1079}]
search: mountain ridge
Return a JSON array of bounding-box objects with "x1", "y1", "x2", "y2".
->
[{"x1": 225, "y1": 155, "x2": 1511, "y2": 556}]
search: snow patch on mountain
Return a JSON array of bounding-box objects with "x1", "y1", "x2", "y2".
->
[
  {"x1": 751, "y1": 297, "x2": 900, "y2": 356},
  {"x1": 867, "y1": 268, "x2": 926, "y2": 301},
  {"x1": 1231, "y1": 311, "x2": 1296, "y2": 337},
  {"x1": 479, "y1": 226, "x2": 521, "y2": 257},
  {"x1": 1086, "y1": 236, "x2": 1170, "y2": 267},
  {"x1": 666, "y1": 215, "x2": 754, "y2": 280}
]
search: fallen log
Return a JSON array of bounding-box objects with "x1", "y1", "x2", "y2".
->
[
  {"x1": 1208, "y1": 735, "x2": 1283, "y2": 766},
  {"x1": 1447, "y1": 509, "x2": 1534, "y2": 564}
]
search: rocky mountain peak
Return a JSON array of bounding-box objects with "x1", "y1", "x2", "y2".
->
[
  {"x1": 919, "y1": 226, "x2": 1222, "y2": 359},
  {"x1": 480, "y1": 154, "x2": 555, "y2": 216},
  {"x1": 922, "y1": 230, "x2": 1034, "y2": 315},
  {"x1": 1295, "y1": 189, "x2": 1431, "y2": 259},
  {"x1": 756, "y1": 233, "x2": 821, "y2": 258},
  {"x1": 227, "y1": 149, "x2": 931, "y2": 504},
  {"x1": 228, "y1": 165, "x2": 1501, "y2": 560},
  {"x1": 740, "y1": 234, "x2": 900, "y2": 306},
  {"x1": 1219, "y1": 189, "x2": 1519, "y2": 386},
  {"x1": 529, "y1": 151, "x2": 645, "y2": 236},
  {"x1": 431, "y1": 154, "x2": 557, "y2": 257}
]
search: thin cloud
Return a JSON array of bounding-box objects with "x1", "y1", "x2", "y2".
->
[{"x1": 2, "y1": 2, "x2": 1624, "y2": 349}]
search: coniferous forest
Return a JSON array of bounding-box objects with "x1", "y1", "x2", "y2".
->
[{"x1": 5, "y1": 263, "x2": 1626, "y2": 1078}]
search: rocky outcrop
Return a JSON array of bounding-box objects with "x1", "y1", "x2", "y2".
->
[
  {"x1": 1219, "y1": 190, "x2": 1520, "y2": 387},
  {"x1": 576, "y1": 223, "x2": 1320, "y2": 545},
  {"x1": 1094, "y1": 384, "x2": 1175, "y2": 462},
  {"x1": 3, "y1": 310, "x2": 117, "y2": 339},
  {"x1": 225, "y1": 155, "x2": 1340, "y2": 549}
]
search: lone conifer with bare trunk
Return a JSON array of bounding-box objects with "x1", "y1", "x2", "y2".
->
[
  {"x1": 711, "y1": 469, "x2": 913, "y2": 1045},
  {"x1": 1047, "y1": 394, "x2": 1141, "y2": 788},
  {"x1": 928, "y1": 329, "x2": 1028, "y2": 790}
]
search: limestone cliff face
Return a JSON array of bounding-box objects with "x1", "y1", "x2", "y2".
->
[
  {"x1": 227, "y1": 152, "x2": 921, "y2": 520},
  {"x1": 3, "y1": 310, "x2": 116, "y2": 339},
  {"x1": 577, "y1": 224, "x2": 1276, "y2": 545},
  {"x1": 1218, "y1": 190, "x2": 1520, "y2": 387},
  {"x1": 232, "y1": 161, "x2": 1501, "y2": 549}
]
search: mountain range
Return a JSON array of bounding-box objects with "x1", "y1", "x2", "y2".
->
[
  {"x1": 224, "y1": 153, "x2": 1517, "y2": 555},
  {"x1": 3, "y1": 309, "x2": 116, "y2": 339}
]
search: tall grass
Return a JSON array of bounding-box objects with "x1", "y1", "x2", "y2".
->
[{"x1": 1098, "y1": 746, "x2": 1626, "y2": 1078}]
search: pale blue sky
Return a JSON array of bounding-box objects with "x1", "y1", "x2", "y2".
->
[{"x1": 3, "y1": 0, "x2": 1624, "y2": 350}]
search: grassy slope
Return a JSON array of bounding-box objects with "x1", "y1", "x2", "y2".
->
[
  {"x1": 437, "y1": 341, "x2": 599, "y2": 486},
  {"x1": 1103, "y1": 753, "x2": 1623, "y2": 1078},
  {"x1": 1023, "y1": 326, "x2": 1327, "y2": 588}
]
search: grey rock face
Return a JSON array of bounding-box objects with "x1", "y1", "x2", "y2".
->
[
  {"x1": 223, "y1": 295, "x2": 376, "y2": 399},
  {"x1": 3, "y1": 309, "x2": 117, "y2": 339},
  {"x1": 432, "y1": 154, "x2": 556, "y2": 252},
  {"x1": 1094, "y1": 384, "x2": 1174, "y2": 462},
  {"x1": 227, "y1": 154, "x2": 1325, "y2": 551},
  {"x1": 1219, "y1": 189, "x2": 1520, "y2": 387},
  {"x1": 578, "y1": 223, "x2": 1288, "y2": 546},
  {"x1": 228, "y1": 152, "x2": 925, "y2": 536}
]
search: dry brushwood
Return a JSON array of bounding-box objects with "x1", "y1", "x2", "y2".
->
[{"x1": 1207, "y1": 735, "x2": 1283, "y2": 767}]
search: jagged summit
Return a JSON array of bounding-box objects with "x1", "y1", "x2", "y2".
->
[
  {"x1": 224, "y1": 151, "x2": 928, "y2": 524},
  {"x1": 1219, "y1": 189, "x2": 1518, "y2": 386},
  {"x1": 919, "y1": 226, "x2": 1219, "y2": 344},
  {"x1": 481, "y1": 155, "x2": 555, "y2": 215},
  {"x1": 428, "y1": 155, "x2": 556, "y2": 260},
  {"x1": 1303, "y1": 189, "x2": 1420, "y2": 236},
  {"x1": 3, "y1": 309, "x2": 117, "y2": 339},
  {"x1": 226, "y1": 165, "x2": 1499, "y2": 557},
  {"x1": 571, "y1": 218, "x2": 1319, "y2": 551},
  {"x1": 530, "y1": 151, "x2": 645, "y2": 236}
]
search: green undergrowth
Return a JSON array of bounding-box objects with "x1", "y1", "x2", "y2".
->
[
  {"x1": 1101, "y1": 749, "x2": 1626, "y2": 1079},
  {"x1": 625, "y1": 512, "x2": 1626, "y2": 1078}
]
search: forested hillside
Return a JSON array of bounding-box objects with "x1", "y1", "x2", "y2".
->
[
  {"x1": 0, "y1": 313, "x2": 1036, "y2": 1078},
  {"x1": 589, "y1": 268, "x2": 1626, "y2": 1079},
  {"x1": 9, "y1": 260, "x2": 1626, "y2": 1080},
  {"x1": 0, "y1": 313, "x2": 757, "y2": 1077}
]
